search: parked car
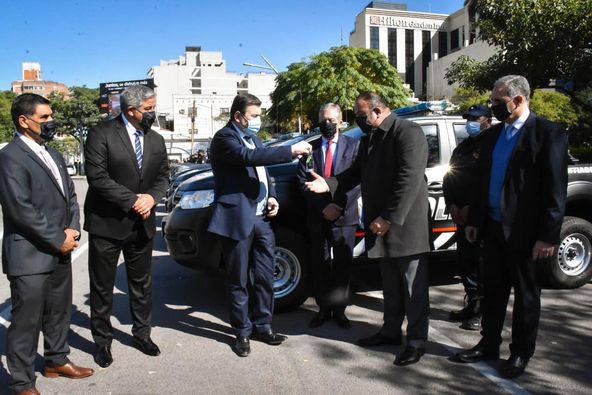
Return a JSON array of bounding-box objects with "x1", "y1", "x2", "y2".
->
[
  {"x1": 163, "y1": 115, "x2": 592, "y2": 311},
  {"x1": 66, "y1": 164, "x2": 77, "y2": 176}
]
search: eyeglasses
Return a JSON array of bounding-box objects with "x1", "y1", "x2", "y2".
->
[{"x1": 487, "y1": 98, "x2": 513, "y2": 107}]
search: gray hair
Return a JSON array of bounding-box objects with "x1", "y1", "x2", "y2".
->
[
  {"x1": 120, "y1": 85, "x2": 156, "y2": 111},
  {"x1": 494, "y1": 75, "x2": 531, "y2": 102},
  {"x1": 318, "y1": 103, "x2": 342, "y2": 122}
]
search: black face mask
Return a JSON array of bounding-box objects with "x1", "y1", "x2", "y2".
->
[
  {"x1": 27, "y1": 117, "x2": 57, "y2": 142},
  {"x1": 355, "y1": 116, "x2": 373, "y2": 134},
  {"x1": 490, "y1": 101, "x2": 512, "y2": 122},
  {"x1": 140, "y1": 111, "x2": 156, "y2": 132},
  {"x1": 319, "y1": 122, "x2": 337, "y2": 139}
]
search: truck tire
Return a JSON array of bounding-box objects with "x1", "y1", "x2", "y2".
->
[
  {"x1": 545, "y1": 216, "x2": 592, "y2": 288},
  {"x1": 273, "y1": 228, "x2": 310, "y2": 313}
]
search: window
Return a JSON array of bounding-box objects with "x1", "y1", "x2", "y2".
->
[
  {"x1": 450, "y1": 28, "x2": 460, "y2": 51},
  {"x1": 405, "y1": 29, "x2": 414, "y2": 90},
  {"x1": 419, "y1": 124, "x2": 440, "y2": 168},
  {"x1": 370, "y1": 26, "x2": 379, "y2": 50},
  {"x1": 453, "y1": 123, "x2": 470, "y2": 146},
  {"x1": 422, "y1": 31, "x2": 431, "y2": 95},
  {"x1": 387, "y1": 28, "x2": 397, "y2": 67},
  {"x1": 438, "y1": 31, "x2": 447, "y2": 58}
]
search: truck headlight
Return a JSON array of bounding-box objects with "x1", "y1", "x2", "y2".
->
[{"x1": 177, "y1": 189, "x2": 215, "y2": 209}]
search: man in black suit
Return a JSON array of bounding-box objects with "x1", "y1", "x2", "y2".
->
[
  {"x1": 443, "y1": 104, "x2": 492, "y2": 331},
  {"x1": 208, "y1": 93, "x2": 312, "y2": 357},
  {"x1": 84, "y1": 85, "x2": 169, "y2": 367},
  {"x1": 456, "y1": 75, "x2": 568, "y2": 379},
  {"x1": 296, "y1": 103, "x2": 360, "y2": 329},
  {"x1": 306, "y1": 92, "x2": 430, "y2": 366},
  {"x1": 0, "y1": 94, "x2": 93, "y2": 395}
]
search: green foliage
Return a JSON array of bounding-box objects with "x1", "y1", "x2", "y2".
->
[
  {"x1": 450, "y1": 86, "x2": 489, "y2": 115},
  {"x1": 569, "y1": 146, "x2": 592, "y2": 163},
  {"x1": 0, "y1": 90, "x2": 17, "y2": 143},
  {"x1": 270, "y1": 46, "x2": 411, "y2": 130},
  {"x1": 49, "y1": 86, "x2": 101, "y2": 139},
  {"x1": 48, "y1": 135, "x2": 79, "y2": 157},
  {"x1": 530, "y1": 90, "x2": 578, "y2": 127}
]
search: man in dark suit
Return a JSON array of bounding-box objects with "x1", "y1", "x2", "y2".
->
[
  {"x1": 296, "y1": 103, "x2": 360, "y2": 329},
  {"x1": 208, "y1": 93, "x2": 312, "y2": 357},
  {"x1": 84, "y1": 85, "x2": 169, "y2": 368},
  {"x1": 456, "y1": 75, "x2": 568, "y2": 379},
  {"x1": 443, "y1": 104, "x2": 492, "y2": 331},
  {"x1": 306, "y1": 92, "x2": 430, "y2": 366},
  {"x1": 0, "y1": 93, "x2": 93, "y2": 395}
]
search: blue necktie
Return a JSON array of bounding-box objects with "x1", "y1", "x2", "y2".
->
[{"x1": 134, "y1": 130, "x2": 143, "y2": 170}]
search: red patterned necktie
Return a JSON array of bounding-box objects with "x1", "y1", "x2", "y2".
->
[{"x1": 324, "y1": 139, "x2": 333, "y2": 178}]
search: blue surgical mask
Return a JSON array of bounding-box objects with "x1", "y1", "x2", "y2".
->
[
  {"x1": 465, "y1": 121, "x2": 482, "y2": 137},
  {"x1": 243, "y1": 115, "x2": 261, "y2": 134}
]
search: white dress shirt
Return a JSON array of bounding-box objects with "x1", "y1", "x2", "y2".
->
[
  {"x1": 504, "y1": 108, "x2": 530, "y2": 140},
  {"x1": 123, "y1": 113, "x2": 144, "y2": 151},
  {"x1": 17, "y1": 132, "x2": 64, "y2": 195}
]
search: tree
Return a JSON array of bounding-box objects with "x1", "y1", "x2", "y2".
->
[
  {"x1": 450, "y1": 86, "x2": 490, "y2": 115},
  {"x1": 0, "y1": 90, "x2": 17, "y2": 143},
  {"x1": 447, "y1": 0, "x2": 592, "y2": 92},
  {"x1": 530, "y1": 90, "x2": 579, "y2": 128},
  {"x1": 270, "y1": 46, "x2": 411, "y2": 130},
  {"x1": 49, "y1": 86, "x2": 101, "y2": 139}
]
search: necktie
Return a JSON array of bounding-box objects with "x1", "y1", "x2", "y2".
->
[
  {"x1": 135, "y1": 130, "x2": 143, "y2": 170},
  {"x1": 505, "y1": 124, "x2": 515, "y2": 140},
  {"x1": 324, "y1": 139, "x2": 333, "y2": 178}
]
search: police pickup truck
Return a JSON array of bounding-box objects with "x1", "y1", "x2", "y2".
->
[{"x1": 163, "y1": 116, "x2": 592, "y2": 312}]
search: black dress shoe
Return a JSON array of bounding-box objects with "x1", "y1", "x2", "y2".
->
[
  {"x1": 309, "y1": 309, "x2": 332, "y2": 328},
  {"x1": 500, "y1": 355, "x2": 529, "y2": 378},
  {"x1": 234, "y1": 336, "x2": 250, "y2": 357},
  {"x1": 460, "y1": 315, "x2": 482, "y2": 331},
  {"x1": 394, "y1": 346, "x2": 425, "y2": 366},
  {"x1": 133, "y1": 336, "x2": 161, "y2": 356},
  {"x1": 94, "y1": 345, "x2": 113, "y2": 368},
  {"x1": 456, "y1": 343, "x2": 499, "y2": 363},
  {"x1": 333, "y1": 311, "x2": 351, "y2": 329},
  {"x1": 357, "y1": 332, "x2": 402, "y2": 347},
  {"x1": 250, "y1": 331, "x2": 287, "y2": 345}
]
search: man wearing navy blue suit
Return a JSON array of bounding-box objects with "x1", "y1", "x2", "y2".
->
[
  {"x1": 296, "y1": 103, "x2": 360, "y2": 329},
  {"x1": 208, "y1": 93, "x2": 312, "y2": 357},
  {"x1": 456, "y1": 75, "x2": 568, "y2": 379}
]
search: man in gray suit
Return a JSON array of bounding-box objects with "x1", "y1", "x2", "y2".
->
[
  {"x1": 0, "y1": 94, "x2": 94, "y2": 395},
  {"x1": 306, "y1": 92, "x2": 430, "y2": 366}
]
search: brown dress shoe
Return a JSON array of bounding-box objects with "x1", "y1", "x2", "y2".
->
[
  {"x1": 16, "y1": 388, "x2": 41, "y2": 395},
  {"x1": 43, "y1": 362, "x2": 94, "y2": 379}
]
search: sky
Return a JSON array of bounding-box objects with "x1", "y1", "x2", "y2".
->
[{"x1": 0, "y1": 0, "x2": 464, "y2": 90}]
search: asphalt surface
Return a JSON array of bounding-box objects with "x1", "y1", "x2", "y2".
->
[{"x1": 0, "y1": 178, "x2": 591, "y2": 394}]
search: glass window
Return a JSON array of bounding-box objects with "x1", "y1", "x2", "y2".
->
[
  {"x1": 438, "y1": 31, "x2": 448, "y2": 57},
  {"x1": 421, "y1": 31, "x2": 431, "y2": 96},
  {"x1": 388, "y1": 28, "x2": 397, "y2": 67},
  {"x1": 453, "y1": 123, "x2": 469, "y2": 145},
  {"x1": 405, "y1": 29, "x2": 414, "y2": 90},
  {"x1": 450, "y1": 28, "x2": 460, "y2": 51},
  {"x1": 370, "y1": 27, "x2": 379, "y2": 50},
  {"x1": 420, "y1": 124, "x2": 440, "y2": 168}
]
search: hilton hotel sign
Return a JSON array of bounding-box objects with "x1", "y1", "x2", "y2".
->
[{"x1": 368, "y1": 15, "x2": 448, "y2": 31}]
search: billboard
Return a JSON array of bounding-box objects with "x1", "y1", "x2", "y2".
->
[{"x1": 99, "y1": 79, "x2": 155, "y2": 118}]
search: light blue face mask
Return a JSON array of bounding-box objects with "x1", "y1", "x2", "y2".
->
[
  {"x1": 243, "y1": 115, "x2": 261, "y2": 134},
  {"x1": 465, "y1": 121, "x2": 482, "y2": 137}
]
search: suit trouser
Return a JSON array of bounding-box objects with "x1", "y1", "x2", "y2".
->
[
  {"x1": 456, "y1": 225, "x2": 483, "y2": 296},
  {"x1": 7, "y1": 260, "x2": 72, "y2": 393},
  {"x1": 310, "y1": 223, "x2": 355, "y2": 311},
  {"x1": 379, "y1": 254, "x2": 429, "y2": 347},
  {"x1": 88, "y1": 224, "x2": 154, "y2": 346},
  {"x1": 221, "y1": 215, "x2": 275, "y2": 337},
  {"x1": 481, "y1": 219, "x2": 541, "y2": 358}
]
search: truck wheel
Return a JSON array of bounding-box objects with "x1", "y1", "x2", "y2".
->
[
  {"x1": 546, "y1": 216, "x2": 592, "y2": 288},
  {"x1": 273, "y1": 228, "x2": 310, "y2": 313}
]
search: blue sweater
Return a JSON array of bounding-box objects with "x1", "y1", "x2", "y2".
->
[{"x1": 488, "y1": 127, "x2": 521, "y2": 221}]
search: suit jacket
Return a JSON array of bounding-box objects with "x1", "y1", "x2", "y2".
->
[
  {"x1": 84, "y1": 115, "x2": 169, "y2": 240},
  {"x1": 207, "y1": 123, "x2": 293, "y2": 241},
  {"x1": 0, "y1": 137, "x2": 80, "y2": 276},
  {"x1": 327, "y1": 113, "x2": 430, "y2": 258},
  {"x1": 469, "y1": 112, "x2": 568, "y2": 252},
  {"x1": 296, "y1": 134, "x2": 360, "y2": 227},
  {"x1": 443, "y1": 132, "x2": 485, "y2": 208}
]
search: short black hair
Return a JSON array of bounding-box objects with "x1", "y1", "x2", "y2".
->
[
  {"x1": 356, "y1": 92, "x2": 389, "y2": 109},
  {"x1": 11, "y1": 93, "x2": 50, "y2": 128},
  {"x1": 229, "y1": 93, "x2": 262, "y2": 120}
]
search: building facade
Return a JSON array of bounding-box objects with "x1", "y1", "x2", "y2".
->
[
  {"x1": 148, "y1": 47, "x2": 275, "y2": 141},
  {"x1": 349, "y1": 1, "x2": 495, "y2": 99},
  {"x1": 11, "y1": 62, "x2": 69, "y2": 97}
]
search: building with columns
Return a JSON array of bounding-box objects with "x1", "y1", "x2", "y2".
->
[{"x1": 349, "y1": 1, "x2": 495, "y2": 100}]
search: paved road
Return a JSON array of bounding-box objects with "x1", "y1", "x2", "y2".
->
[{"x1": 0, "y1": 179, "x2": 590, "y2": 394}]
